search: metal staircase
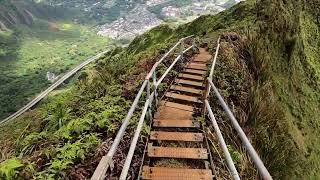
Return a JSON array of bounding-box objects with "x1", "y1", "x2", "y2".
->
[{"x1": 91, "y1": 36, "x2": 273, "y2": 180}]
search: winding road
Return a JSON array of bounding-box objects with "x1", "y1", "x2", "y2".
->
[{"x1": 0, "y1": 50, "x2": 110, "y2": 125}]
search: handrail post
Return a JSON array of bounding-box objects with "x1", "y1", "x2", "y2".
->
[
  {"x1": 153, "y1": 71, "x2": 158, "y2": 107},
  {"x1": 209, "y1": 37, "x2": 221, "y2": 79},
  {"x1": 206, "y1": 37, "x2": 221, "y2": 99},
  {"x1": 147, "y1": 80, "x2": 152, "y2": 119},
  {"x1": 119, "y1": 99, "x2": 150, "y2": 180},
  {"x1": 192, "y1": 37, "x2": 196, "y2": 51},
  {"x1": 91, "y1": 80, "x2": 148, "y2": 180},
  {"x1": 207, "y1": 79, "x2": 273, "y2": 180},
  {"x1": 205, "y1": 100, "x2": 240, "y2": 180},
  {"x1": 180, "y1": 40, "x2": 184, "y2": 56}
]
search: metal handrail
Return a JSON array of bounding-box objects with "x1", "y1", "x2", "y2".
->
[
  {"x1": 205, "y1": 100, "x2": 240, "y2": 180},
  {"x1": 205, "y1": 37, "x2": 272, "y2": 180},
  {"x1": 1, "y1": 50, "x2": 110, "y2": 125},
  {"x1": 91, "y1": 35, "x2": 195, "y2": 180},
  {"x1": 209, "y1": 37, "x2": 221, "y2": 79},
  {"x1": 205, "y1": 37, "x2": 240, "y2": 179},
  {"x1": 207, "y1": 79, "x2": 272, "y2": 180}
]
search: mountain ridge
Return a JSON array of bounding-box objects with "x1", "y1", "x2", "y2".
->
[{"x1": 0, "y1": 0, "x2": 319, "y2": 179}]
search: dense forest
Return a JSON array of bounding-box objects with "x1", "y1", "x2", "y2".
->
[{"x1": 0, "y1": 0, "x2": 319, "y2": 179}]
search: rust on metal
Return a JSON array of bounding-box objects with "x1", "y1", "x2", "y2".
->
[
  {"x1": 154, "y1": 106, "x2": 193, "y2": 120},
  {"x1": 148, "y1": 146, "x2": 208, "y2": 159},
  {"x1": 170, "y1": 85, "x2": 203, "y2": 95},
  {"x1": 159, "y1": 101, "x2": 194, "y2": 112},
  {"x1": 183, "y1": 69, "x2": 207, "y2": 75},
  {"x1": 165, "y1": 92, "x2": 202, "y2": 103},
  {"x1": 142, "y1": 166, "x2": 213, "y2": 180},
  {"x1": 175, "y1": 79, "x2": 204, "y2": 87},
  {"x1": 178, "y1": 73, "x2": 205, "y2": 81},
  {"x1": 150, "y1": 131, "x2": 204, "y2": 142},
  {"x1": 153, "y1": 120, "x2": 199, "y2": 128}
]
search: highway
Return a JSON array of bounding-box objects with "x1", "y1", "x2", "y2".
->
[{"x1": 0, "y1": 50, "x2": 110, "y2": 125}]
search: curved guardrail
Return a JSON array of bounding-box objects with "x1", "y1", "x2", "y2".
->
[
  {"x1": 0, "y1": 50, "x2": 110, "y2": 126},
  {"x1": 91, "y1": 35, "x2": 195, "y2": 180}
]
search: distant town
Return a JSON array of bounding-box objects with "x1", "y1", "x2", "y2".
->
[{"x1": 96, "y1": 0, "x2": 241, "y2": 41}]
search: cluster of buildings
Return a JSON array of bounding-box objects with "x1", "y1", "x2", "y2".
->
[
  {"x1": 98, "y1": 0, "x2": 241, "y2": 41},
  {"x1": 98, "y1": 6, "x2": 162, "y2": 40},
  {"x1": 146, "y1": 0, "x2": 169, "y2": 7},
  {"x1": 161, "y1": 0, "x2": 234, "y2": 19}
]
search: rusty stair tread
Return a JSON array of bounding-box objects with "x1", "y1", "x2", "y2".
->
[
  {"x1": 170, "y1": 85, "x2": 202, "y2": 95},
  {"x1": 150, "y1": 131, "x2": 204, "y2": 142},
  {"x1": 183, "y1": 69, "x2": 207, "y2": 75},
  {"x1": 165, "y1": 92, "x2": 202, "y2": 103},
  {"x1": 187, "y1": 64, "x2": 208, "y2": 70},
  {"x1": 175, "y1": 79, "x2": 205, "y2": 87},
  {"x1": 148, "y1": 146, "x2": 208, "y2": 159},
  {"x1": 142, "y1": 166, "x2": 213, "y2": 180},
  {"x1": 178, "y1": 73, "x2": 205, "y2": 81},
  {"x1": 153, "y1": 119, "x2": 200, "y2": 128},
  {"x1": 159, "y1": 101, "x2": 194, "y2": 112}
]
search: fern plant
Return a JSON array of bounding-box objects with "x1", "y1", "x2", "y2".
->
[{"x1": 0, "y1": 158, "x2": 23, "y2": 180}]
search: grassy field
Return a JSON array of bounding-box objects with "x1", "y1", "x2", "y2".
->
[{"x1": 0, "y1": 19, "x2": 110, "y2": 120}]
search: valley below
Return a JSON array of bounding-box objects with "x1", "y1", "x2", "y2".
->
[
  {"x1": 0, "y1": 0, "x2": 320, "y2": 179},
  {"x1": 0, "y1": 0, "x2": 240, "y2": 121}
]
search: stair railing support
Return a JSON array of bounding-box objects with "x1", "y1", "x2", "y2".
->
[
  {"x1": 91, "y1": 35, "x2": 195, "y2": 180},
  {"x1": 153, "y1": 71, "x2": 158, "y2": 107},
  {"x1": 207, "y1": 78, "x2": 273, "y2": 180}
]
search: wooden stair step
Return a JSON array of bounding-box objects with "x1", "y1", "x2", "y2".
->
[
  {"x1": 155, "y1": 106, "x2": 193, "y2": 120},
  {"x1": 184, "y1": 69, "x2": 207, "y2": 75},
  {"x1": 175, "y1": 79, "x2": 204, "y2": 87},
  {"x1": 194, "y1": 54, "x2": 212, "y2": 62},
  {"x1": 187, "y1": 64, "x2": 207, "y2": 71},
  {"x1": 165, "y1": 92, "x2": 202, "y2": 103},
  {"x1": 170, "y1": 85, "x2": 202, "y2": 95},
  {"x1": 194, "y1": 57, "x2": 211, "y2": 62},
  {"x1": 142, "y1": 166, "x2": 213, "y2": 180},
  {"x1": 148, "y1": 146, "x2": 208, "y2": 159},
  {"x1": 189, "y1": 62, "x2": 207, "y2": 67},
  {"x1": 150, "y1": 131, "x2": 204, "y2": 142},
  {"x1": 159, "y1": 101, "x2": 193, "y2": 112},
  {"x1": 153, "y1": 120, "x2": 200, "y2": 128},
  {"x1": 192, "y1": 60, "x2": 209, "y2": 64},
  {"x1": 178, "y1": 73, "x2": 204, "y2": 81}
]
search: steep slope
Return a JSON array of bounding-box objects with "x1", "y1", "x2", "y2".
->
[
  {"x1": 0, "y1": 0, "x2": 319, "y2": 179},
  {"x1": 0, "y1": 0, "x2": 69, "y2": 30},
  {"x1": 0, "y1": 0, "x2": 110, "y2": 120}
]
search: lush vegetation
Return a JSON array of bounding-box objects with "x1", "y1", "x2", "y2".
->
[
  {"x1": 0, "y1": 20, "x2": 178, "y2": 178},
  {"x1": 175, "y1": 0, "x2": 320, "y2": 178},
  {"x1": 1, "y1": 0, "x2": 319, "y2": 179},
  {"x1": 0, "y1": 0, "x2": 111, "y2": 120},
  {"x1": 0, "y1": 19, "x2": 109, "y2": 120}
]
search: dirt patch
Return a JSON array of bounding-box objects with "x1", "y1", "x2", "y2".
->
[{"x1": 49, "y1": 22, "x2": 60, "y2": 32}]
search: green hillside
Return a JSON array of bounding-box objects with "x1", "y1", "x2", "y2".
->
[
  {"x1": 0, "y1": 0, "x2": 110, "y2": 120},
  {"x1": 0, "y1": 0, "x2": 319, "y2": 179}
]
